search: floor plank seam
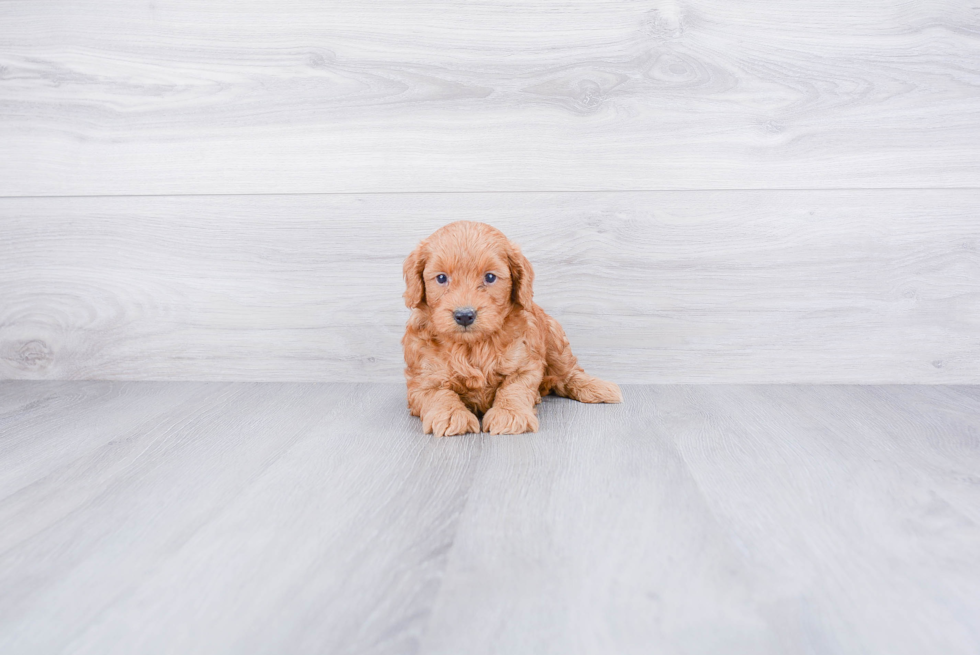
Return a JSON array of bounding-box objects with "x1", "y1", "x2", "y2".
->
[{"x1": 411, "y1": 433, "x2": 487, "y2": 655}]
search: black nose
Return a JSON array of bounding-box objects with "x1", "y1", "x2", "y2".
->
[{"x1": 453, "y1": 307, "x2": 476, "y2": 327}]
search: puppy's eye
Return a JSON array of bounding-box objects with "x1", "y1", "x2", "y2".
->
[
  {"x1": 435, "y1": 274, "x2": 448, "y2": 285},
  {"x1": 484, "y1": 272, "x2": 496, "y2": 284}
]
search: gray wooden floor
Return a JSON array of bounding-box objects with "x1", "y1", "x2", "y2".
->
[{"x1": 2, "y1": 382, "x2": 978, "y2": 655}]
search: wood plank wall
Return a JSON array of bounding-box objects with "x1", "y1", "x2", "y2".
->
[{"x1": 1, "y1": 1, "x2": 978, "y2": 382}]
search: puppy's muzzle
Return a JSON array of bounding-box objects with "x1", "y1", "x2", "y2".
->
[{"x1": 453, "y1": 307, "x2": 477, "y2": 327}]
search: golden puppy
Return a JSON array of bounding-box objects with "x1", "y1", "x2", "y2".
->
[{"x1": 402, "y1": 221, "x2": 622, "y2": 436}]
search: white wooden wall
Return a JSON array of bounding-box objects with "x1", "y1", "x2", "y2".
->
[{"x1": 1, "y1": 1, "x2": 978, "y2": 383}]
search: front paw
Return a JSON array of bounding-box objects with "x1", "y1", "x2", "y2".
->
[
  {"x1": 422, "y1": 406, "x2": 480, "y2": 437},
  {"x1": 482, "y1": 406, "x2": 539, "y2": 435}
]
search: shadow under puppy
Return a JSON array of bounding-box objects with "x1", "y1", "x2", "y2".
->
[{"x1": 402, "y1": 221, "x2": 622, "y2": 436}]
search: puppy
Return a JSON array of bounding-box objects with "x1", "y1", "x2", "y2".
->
[{"x1": 402, "y1": 221, "x2": 622, "y2": 436}]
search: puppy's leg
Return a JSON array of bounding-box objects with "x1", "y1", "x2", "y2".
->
[
  {"x1": 483, "y1": 368, "x2": 543, "y2": 435},
  {"x1": 544, "y1": 315, "x2": 623, "y2": 404},
  {"x1": 411, "y1": 387, "x2": 480, "y2": 437}
]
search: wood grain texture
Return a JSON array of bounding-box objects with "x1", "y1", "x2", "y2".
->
[
  {"x1": 422, "y1": 384, "x2": 980, "y2": 655},
  {"x1": 0, "y1": 381, "x2": 482, "y2": 655},
  {"x1": 2, "y1": 190, "x2": 978, "y2": 383},
  {"x1": 1, "y1": 381, "x2": 978, "y2": 654},
  {"x1": 2, "y1": 0, "x2": 979, "y2": 195}
]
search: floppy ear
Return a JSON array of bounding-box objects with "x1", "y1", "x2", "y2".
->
[
  {"x1": 507, "y1": 241, "x2": 534, "y2": 310},
  {"x1": 403, "y1": 240, "x2": 428, "y2": 309}
]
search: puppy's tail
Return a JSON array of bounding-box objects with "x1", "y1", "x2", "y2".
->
[
  {"x1": 555, "y1": 370, "x2": 623, "y2": 404},
  {"x1": 543, "y1": 314, "x2": 622, "y2": 404}
]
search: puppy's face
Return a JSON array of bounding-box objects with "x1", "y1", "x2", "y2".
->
[{"x1": 404, "y1": 222, "x2": 533, "y2": 341}]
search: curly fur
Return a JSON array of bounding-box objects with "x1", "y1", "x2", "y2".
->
[{"x1": 402, "y1": 221, "x2": 622, "y2": 436}]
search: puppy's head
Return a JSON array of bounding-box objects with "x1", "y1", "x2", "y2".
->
[{"x1": 403, "y1": 221, "x2": 533, "y2": 340}]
